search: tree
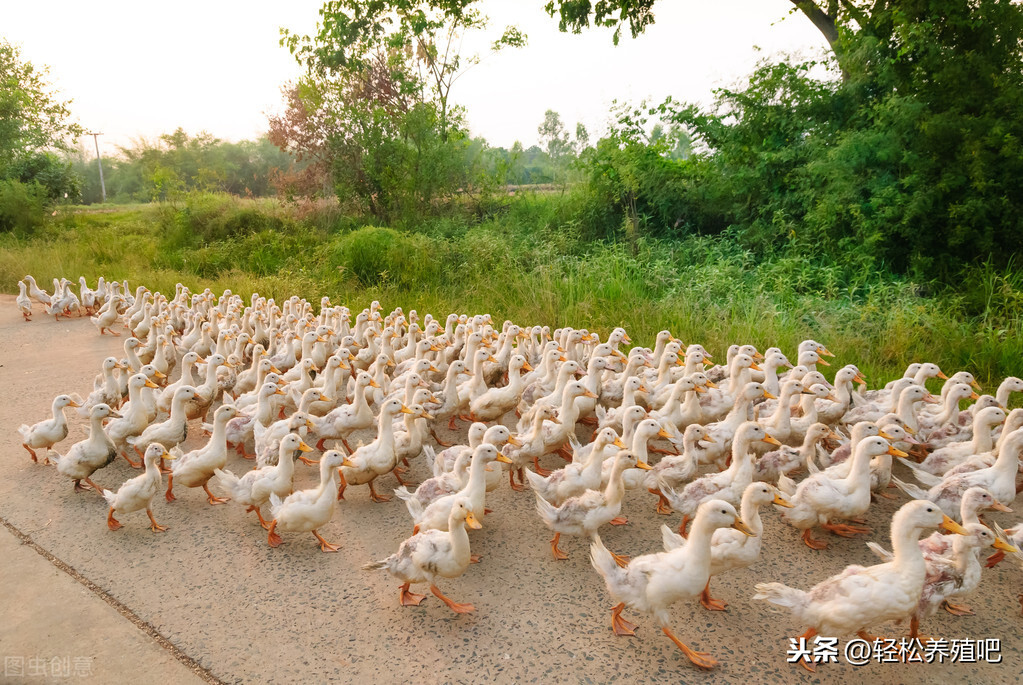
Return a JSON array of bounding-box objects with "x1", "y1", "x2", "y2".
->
[
  {"x1": 0, "y1": 40, "x2": 83, "y2": 171},
  {"x1": 575, "y1": 122, "x2": 590, "y2": 151},
  {"x1": 662, "y1": 0, "x2": 1023, "y2": 279},
  {"x1": 538, "y1": 109, "x2": 571, "y2": 163},
  {"x1": 0, "y1": 39, "x2": 82, "y2": 207},
  {"x1": 277, "y1": 1, "x2": 526, "y2": 218}
]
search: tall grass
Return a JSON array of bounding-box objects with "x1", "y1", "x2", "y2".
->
[{"x1": 2, "y1": 192, "x2": 1021, "y2": 388}]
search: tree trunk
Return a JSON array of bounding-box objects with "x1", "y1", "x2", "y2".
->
[{"x1": 790, "y1": 0, "x2": 849, "y2": 79}]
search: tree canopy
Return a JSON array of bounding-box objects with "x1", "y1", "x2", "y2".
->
[
  {"x1": 276, "y1": 1, "x2": 526, "y2": 220},
  {"x1": 0, "y1": 39, "x2": 82, "y2": 173}
]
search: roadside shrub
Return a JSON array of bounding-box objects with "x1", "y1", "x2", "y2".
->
[
  {"x1": 331, "y1": 225, "x2": 450, "y2": 289},
  {"x1": 0, "y1": 178, "x2": 47, "y2": 235}
]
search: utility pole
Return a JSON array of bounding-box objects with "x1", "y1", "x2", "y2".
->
[{"x1": 87, "y1": 131, "x2": 106, "y2": 203}]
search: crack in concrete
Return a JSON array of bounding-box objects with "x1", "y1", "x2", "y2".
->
[{"x1": 1, "y1": 515, "x2": 225, "y2": 685}]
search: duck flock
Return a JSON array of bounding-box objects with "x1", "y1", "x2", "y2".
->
[{"x1": 13, "y1": 274, "x2": 1023, "y2": 672}]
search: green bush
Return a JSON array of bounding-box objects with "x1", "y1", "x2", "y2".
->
[
  {"x1": 0, "y1": 178, "x2": 47, "y2": 235},
  {"x1": 331, "y1": 226, "x2": 451, "y2": 289}
]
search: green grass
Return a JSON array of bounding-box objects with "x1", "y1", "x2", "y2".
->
[{"x1": 2, "y1": 191, "x2": 1021, "y2": 388}]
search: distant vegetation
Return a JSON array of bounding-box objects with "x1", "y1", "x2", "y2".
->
[{"x1": 2, "y1": 2, "x2": 1023, "y2": 382}]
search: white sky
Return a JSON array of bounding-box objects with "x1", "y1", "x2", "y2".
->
[{"x1": 2, "y1": 1, "x2": 828, "y2": 157}]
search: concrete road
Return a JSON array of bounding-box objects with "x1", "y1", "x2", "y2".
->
[{"x1": 1, "y1": 294, "x2": 1020, "y2": 683}]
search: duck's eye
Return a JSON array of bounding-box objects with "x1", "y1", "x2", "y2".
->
[{"x1": 927, "y1": 507, "x2": 934, "y2": 513}]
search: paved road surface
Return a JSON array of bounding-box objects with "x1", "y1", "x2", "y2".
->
[{"x1": 1, "y1": 294, "x2": 1020, "y2": 683}]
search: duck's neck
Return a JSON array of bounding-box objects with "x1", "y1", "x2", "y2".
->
[
  {"x1": 655, "y1": 356, "x2": 673, "y2": 386},
  {"x1": 602, "y1": 463, "x2": 629, "y2": 508},
  {"x1": 143, "y1": 456, "x2": 162, "y2": 481},
  {"x1": 843, "y1": 443, "x2": 874, "y2": 484},
  {"x1": 51, "y1": 400, "x2": 68, "y2": 429},
  {"x1": 525, "y1": 414, "x2": 547, "y2": 442},
  {"x1": 681, "y1": 388, "x2": 701, "y2": 418},
  {"x1": 180, "y1": 363, "x2": 198, "y2": 386},
  {"x1": 463, "y1": 454, "x2": 489, "y2": 495},
  {"x1": 762, "y1": 363, "x2": 781, "y2": 395},
  {"x1": 798, "y1": 431, "x2": 821, "y2": 462},
  {"x1": 559, "y1": 391, "x2": 583, "y2": 426},
  {"x1": 124, "y1": 384, "x2": 144, "y2": 416},
  {"x1": 584, "y1": 362, "x2": 603, "y2": 393},
  {"x1": 630, "y1": 431, "x2": 653, "y2": 466},
  {"x1": 314, "y1": 460, "x2": 340, "y2": 502},
  {"x1": 725, "y1": 395, "x2": 754, "y2": 426},
  {"x1": 255, "y1": 393, "x2": 275, "y2": 426},
  {"x1": 169, "y1": 395, "x2": 189, "y2": 424},
  {"x1": 833, "y1": 378, "x2": 853, "y2": 407},
  {"x1": 969, "y1": 420, "x2": 995, "y2": 453},
  {"x1": 447, "y1": 518, "x2": 471, "y2": 563},
  {"x1": 211, "y1": 415, "x2": 230, "y2": 448},
  {"x1": 682, "y1": 517, "x2": 717, "y2": 573},
  {"x1": 890, "y1": 520, "x2": 927, "y2": 574},
  {"x1": 582, "y1": 439, "x2": 609, "y2": 473},
  {"x1": 897, "y1": 396, "x2": 921, "y2": 431},
  {"x1": 651, "y1": 338, "x2": 667, "y2": 368},
  {"x1": 740, "y1": 496, "x2": 765, "y2": 538},
  {"x1": 683, "y1": 356, "x2": 703, "y2": 376},
  {"x1": 277, "y1": 450, "x2": 297, "y2": 479},
  {"x1": 997, "y1": 380, "x2": 1015, "y2": 407},
  {"x1": 506, "y1": 365, "x2": 525, "y2": 394},
  {"x1": 681, "y1": 434, "x2": 701, "y2": 463},
  {"x1": 442, "y1": 365, "x2": 461, "y2": 398},
  {"x1": 992, "y1": 433, "x2": 1021, "y2": 475},
  {"x1": 728, "y1": 366, "x2": 750, "y2": 396},
  {"x1": 767, "y1": 389, "x2": 795, "y2": 430},
  {"x1": 951, "y1": 537, "x2": 979, "y2": 577},
  {"x1": 353, "y1": 381, "x2": 369, "y2": 414},
  {"x1": 201, "y1": 361, "x2": 221, "y2": 391},
  {"x1": 799, "y1": 394, "x2": 819, "y2": 423},
  {"x1": 375, "y1": 410, "x2": 397, "y2": 448},
  {"x1": 727, "y1": 439, "x2": 755, "y2": 480},
  {"x1": 934, "y1": 392, "x2": 961, "y2": 426}
]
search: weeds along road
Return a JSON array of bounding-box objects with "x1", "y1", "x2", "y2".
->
[{"x1": 1, "y1": 294, "x2": 1020, "y2": 683}]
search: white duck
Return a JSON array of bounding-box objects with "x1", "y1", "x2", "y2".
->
[
  {"x1": 664, "y1": 422, "x2": 780, "y2": 536},
  {"x1": 660, "y1": 482, "x2": 792, "y2": 610},
  {"x1": 865, "y1": 524, "x2": 1014, "y2": 639},
  {"x1": 778, "y1": 436, "x2": 904, "y2": 549},
  {"x1": 214, "y1": 433, "x2": 311, "y2": 528},
  {"x1": 892, "y1": 427, "x2": 1023, "y2": 519},
  {"x1": 645, "y1": 424, "x2": 714, "y2": 515},
  {"x1": 409, "y1": 445, "x2": 510, "y2": 535},
  {"x1": 363, "y1": 497, "x2": 481, "y2": 613},
  {"x1": 166, "y1": 404, "x2": 239, "y2": 504},
  {"x1": 103, "y1": 444, "x2": 174, "y2": 533},
  {"x1": 525, "y1": 427, "x2": 625, "y2": 505},
  {"x1": 394, "y1": 446, "x2": 473, "y2": 511},
  {"x1": 104, "y1": 373, "x2": 161, "y2": 467},
  {"x1": 753, "y1": 499, "x2": 966, "y2": 672},
  {"x1": 128, "y1": 386, "x2": 198, "y2": 467},
  {"x1": 16, "y1": 280, "x2": 32, "y2": 320},
  {"x1": 755, "y1": 423, "x2": 838, "y2": 483},
  {"x1": 18, "y1": 394, "x2": 80, "y2": 464},
  {"x1": 52, "y1": 404, "x2": 122, "y2": 493},
  {"x1": 534, "y1": 450, "x2": 649, "y2": 563},
  {"x1": 267, "y1": 450, "x2": 355, "y2": 551},
  {"x1": 338, "y1": 398, "x2": 413, "y2": 503},
  {"x1": 469, "y1": 354, "x2": 533, "y2": 421},
  {"x1": 590, "y1": 498, "x2": 751, "y2": 670}
]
